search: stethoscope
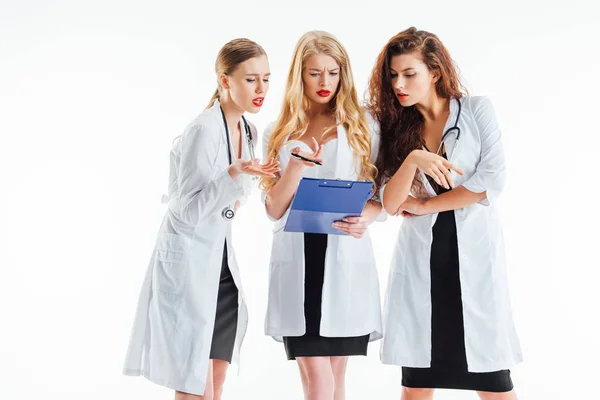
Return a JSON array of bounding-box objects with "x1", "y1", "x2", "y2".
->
[
  {"x1": 434, "y1": 98, "x2": 462, "y2": 156},
  {"x1": 220, "y1": 105, "x2": 255, "y2": 221}
]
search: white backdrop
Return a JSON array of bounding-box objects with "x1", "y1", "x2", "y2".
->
[{"x1": 1, "y1": 1, "x2": 599, "y2": 399}]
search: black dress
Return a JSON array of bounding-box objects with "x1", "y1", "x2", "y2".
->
[
  {"x1": 283, "y1": 233, "x2": 370, "y2": 360},
  {"x1": 401, "y1": 151, "x2": 513, "y2": 393},
  {"x1": 209, "y1": 240, "x2": 239, "y2": 363}
]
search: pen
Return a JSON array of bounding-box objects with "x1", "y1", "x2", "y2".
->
[{"x1": 291, "y1": 152, "x2": 322, "y2": 166}]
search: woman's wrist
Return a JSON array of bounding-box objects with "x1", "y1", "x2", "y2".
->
[
  {"x1": 419, "y1": 197, "x2": 432, "y2": 214},
  {"x1": 284, "y1": 162, "x2": 305, "y2": 179},
  {"x1": 227, "y1": 163, "x2": 241, "y2": 180},
  {"x1": 406, "y1": 149, "x2": 421, "y2": 166}
]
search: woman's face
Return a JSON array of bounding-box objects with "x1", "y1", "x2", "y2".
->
[
  {"x1": 389, "y1": 52, "x2": 437, "y2": 107},
  {"x1": 225, "y1": 55, "x2": 270, "y2": 114},
  {"x1": 302, "y1": 54, "x2": 341, "y2": 107}
]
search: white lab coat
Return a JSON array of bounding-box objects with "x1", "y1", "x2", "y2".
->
[
  {"x1": 122, "y1": 100, "x2": 255, "y2": 395},
  {"x1": 262, "y1": 112, "x2": 384, "y2": 342},
  {"x1": 380, "y1": 96, "x2": 522, "y2": 372}
]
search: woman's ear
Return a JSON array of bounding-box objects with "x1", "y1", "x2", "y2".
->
[
  {"x1": 219, "y1": 74, "x2": 230, "y2": 90},
  {"x1": 432, "y1": 70, "x2": 441, "y2": 83}
]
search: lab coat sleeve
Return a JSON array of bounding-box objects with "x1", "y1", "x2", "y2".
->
[
  {"x1": 175, "y1": 123, "x2": 244, "y2": 225},
  {"x1": 260, "y1": 122, "x2": 280, "y2": 222},
  {"x1": 365, "y1": 110, "x2": 388, "y2": 222},
  {"x1": 461, "y1": 96, "x2": 506, "y2": 206}
]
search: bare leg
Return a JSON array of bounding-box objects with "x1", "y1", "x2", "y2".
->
[
  {"x1": 296, "y1": 356, "x2": 335, "y2": 400},
  {"x1": 401, "y1": 387, "x2": 434, "y2": 400},
  {"x1": 329, "y1": 356, "x2": 348, "y2": 400},
  {"x1": 212, "y1": 359, "x2": 230, "y2": 400},
  {"x1": 477, "y1": 390, "x2": 518, "y2": 400},
  {"x1": 175, "y1": 360, "x2": 214, "y2": 400}
]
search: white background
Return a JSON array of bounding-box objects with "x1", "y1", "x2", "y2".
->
[{"x1": 1, "y1": 0, "x2": 599, "y2": 399}]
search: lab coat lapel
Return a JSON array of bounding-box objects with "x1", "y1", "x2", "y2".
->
[{"x1": 443, "y1": 98, "x2": 460, "y2": 161}]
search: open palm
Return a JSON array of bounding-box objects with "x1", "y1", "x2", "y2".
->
[{"x1": 239, "y1": 157, "x2": 280, "y2": 177}]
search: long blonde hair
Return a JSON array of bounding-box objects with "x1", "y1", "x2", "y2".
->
[{"x1": 259, "y1": 31, "x2": 377, "y2": 194}]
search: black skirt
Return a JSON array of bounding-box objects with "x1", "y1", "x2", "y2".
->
[
  {"x1": 401, "y1": 207, "x2": 513, "y2": 393},
  {"x1": 283, "y1": 233, "x2": 369, "y2": 360},
  {"x1": 209, "y1": 240, "x2": 239, "y2": 363}
]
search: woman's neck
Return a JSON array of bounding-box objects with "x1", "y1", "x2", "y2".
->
[
  {"x1": 415, "y1": 93, "x2": 449, "y2": 123},
  {"x1": 219, "y1": 94, "x2": 244, "y2": 134},
  {"x1": 307, "y1": 101, "x2": 332, "y2": 119}
]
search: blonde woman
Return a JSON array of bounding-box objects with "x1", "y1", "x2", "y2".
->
[
  {"x1": 122, "y1": 39, "x2": 279, "y2": 400},
  {"x1": 260, "y1": 31, "x2": 384, "y2": 400}
]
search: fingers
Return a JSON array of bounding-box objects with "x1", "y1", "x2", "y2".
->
[
  {"x1": 257, "y1": 165, "x2": 280, "y2": 177},
  {"x1": 314, "y1": 145, "x2": 324, "y2": 160},
  {"x1": 426, "y1": 168, "x2": 443, "y2": 187},
  {"x1": 440, "y1": 164, "x2": 455, "y2": 188},
  {"x1": 394, "y1": 207, "x2": 414, "y2": 218},
  {"x1": 333, "y1": 221, "x2": 368, "y2": 234},
  {"x1": 263, "y1": 158, "x2": 280, "y2": 168},
  {"x1": 434, "y1": 160, "x2": 454, "y2": 187},
  {"x1": 245, "y1": 159, "x2": 281, "y2": 176},
  {"x1": 263, "y1": 165, "x2": 281, "y2": 173},
  {"x1": 341, "y1": 216, "x2": 366, "y2": 224},
  {"x1": 433, "y1": 167, "x2": 449, "y2": 189},
  {"x1": 261, "y1": 160, "x2": 280, "y2": 172},
  {"x1": 310, "y1": 137, "x2": 320, "y2": 153},
  {"x1": 442, "y1": 160, "x2": 464, "y2": 176},
  {"x1": 242, "y1": 165, "x2": 278, "y2": 178},
  {"x1": 333, "y1": 223, "x2": 366, "y2": 238},
  {"x1": 311, "y1": 137, "x2": 324, "y2": 159},
  {"x1": 427, "y1": 164, "x2": 452, "y2": 189}
]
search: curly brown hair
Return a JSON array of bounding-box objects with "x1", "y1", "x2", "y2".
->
[{"x1": 366, "y1": 27, "x2": 467, "y2": 190}]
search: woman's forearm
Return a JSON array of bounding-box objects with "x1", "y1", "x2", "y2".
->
[
  {"x1": 423, "y1": 186, "x2": 487, "y2": 214},
  {"x1": 362, "y1": 200, "x2": 383, "y2": 223},
  {"x1": 264, "y1": 164, "x2": 305, "y2": 220},
  {"x1": 382, "y1": 153, "x2": 418, "y2": 215}
]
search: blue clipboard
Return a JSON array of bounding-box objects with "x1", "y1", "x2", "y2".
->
[{"x1": 284, "y1": 177, "x2": 374, "y2": 235}]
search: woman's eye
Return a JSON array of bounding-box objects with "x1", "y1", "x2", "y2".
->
[
  {"x1": 329, "y1": 72, "x2": 338, "y2": 76},
  {"x1": 246, "y1": 79, "x2": 256, "y2": 83},
  {"x1": 263, "y1": 79, "x2": 270, "y2": 83},
  {"x1": 390, "y1": 73, "x2": 398, "y2": 78},
  {"x1": 310, "y1": 73, "x2": 320, "y2": 77},
  {"x1": 406, "y1": 74, "x2": 416, "y2": 78}
]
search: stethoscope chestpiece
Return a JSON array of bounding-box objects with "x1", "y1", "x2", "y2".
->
[{"x1": 222, "y1": 207, "x2": 235, "y2": 221}]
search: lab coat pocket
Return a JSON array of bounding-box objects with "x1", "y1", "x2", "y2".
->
[{"x1": 154, "y1": 233, "x2": 191, "y2": 294}]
